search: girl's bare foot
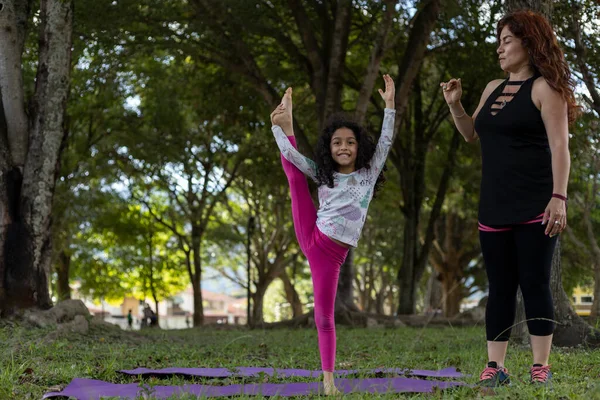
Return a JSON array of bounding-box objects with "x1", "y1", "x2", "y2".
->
[
  {"x1": 270, "y1": 88, "x2": 294, "y2": 135},
  {"x1": 279, "y1": 88, "x2": 294, "y2": 134},
  {"x1": 323, "y1": 371, "x2": 341, "y2": 396},
  {"x1": 323, "y1": 381, "x2": 341, "y2": 396}
]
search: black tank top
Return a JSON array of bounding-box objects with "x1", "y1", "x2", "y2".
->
[{"x1": 474, "y1": 74, "x2": 553, "y2": 225}]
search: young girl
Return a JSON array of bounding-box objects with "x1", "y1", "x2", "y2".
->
[{"x1": 270, "y1": 75, "x2": 395, "y2": 394}]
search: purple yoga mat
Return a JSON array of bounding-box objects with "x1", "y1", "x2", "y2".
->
[
  {"x1": 44, "y1": 377, "x2": 466, "y2": 399},
  {"x1": 119, "y1": 366, "x2": 466, "y2": 379}
]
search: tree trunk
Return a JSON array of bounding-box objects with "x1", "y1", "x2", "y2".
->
[
  {"x1": 0, "y1": 0, "x2": 73, "y2": 315},
  {"x1": 152, "y1": 293, "x2": 159, "y2": 325},
  {"x1": 440, "y1": 269, "x2": 463, "y2": 318},
  {"x1": 191, "y1": 278, "x2": 203, "y2": 327},
  {"x1": 191, "y1": 226, "x2": 204, "y2": 326},
  {"x1": 148, "y1": 234, "x2": 159, "y2": 325},
  {"x1": 429, "y1": 211, "x2": 480, "y2": 317},
  {"x1": 280, "y1": 269, "x2": 303, "y2": 318},
  {"x1": 551, "y1": 239, "x2": 600, "y2": 346},
  {"x1": 569, "y1": 5, "x2": 600, "y2": 115},
  {"x1": 375, "y1": 286, "x2": 388, "y2": 315},
  {"x1": 512, "y1": 289, "x2": 528, "y2": 342},
  {"x1": 582, "y1": 190, "x2": 600, "y2": 323},
  {"x1": 591, "y1": 266, "x2": 600, "y2": 325},
  {"x1": 0, "y1": 0, "x2": 30, "y2": 166},
  {"x1": 354, "y1": 0, "x2": 398, "y2": 124},
  {"x1": 392, "y1": 0, "x2": 443, "y2": 129},
  {"x1": 252, "y1": 282, "x2": 268, "y2": 326},
  {"x1": 335, "y1": 248, "x2": 359, "y2": 312},
  {"x1": 322, "y1": 0, "x2": 351, "y2": 121},
  {"x1": 55, "y1": 249, "x2": 71, "y2": 301},
  {"x1": 397, "y1": 212, "x2": 419, "y2": 314},
  {"x1": 397, "y1": 128, "x2": 461, "y2": 315},
  {"x1": 424, "y1": 270, "x2": 442, "y2": 314}
]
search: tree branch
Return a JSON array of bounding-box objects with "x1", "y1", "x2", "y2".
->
[
  {"x1": 287, "y1": 0, "x2": 326, "y2": 110},
  {"x1": 323, "y1": 0, "x2": 352, "y2": 119},
  {"x1": 417, "y1": 129, "x2": 461, "y2": 272},
  {"x1": 355, "y1": 0, "x2": 398, "y2": 125}
]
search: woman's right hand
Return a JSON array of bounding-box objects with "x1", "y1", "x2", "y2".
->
[{"x1": 439, "y1": 78, "x2": 462, "y2": 105}]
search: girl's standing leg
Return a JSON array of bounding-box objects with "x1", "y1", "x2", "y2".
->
[
  {"x1": 306, "y1": 230, "x2": 348, "y2": 394},
  {"x1": 306, "y1": 230, "x2": 348, "y2": 372}
]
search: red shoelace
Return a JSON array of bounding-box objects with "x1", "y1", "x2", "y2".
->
[
  {"x1": 531, "y1": 365, "x2": 551, "y2": 382},
  {"x1": 479, "y1": 366, "x2": 505, "y2": 380}
]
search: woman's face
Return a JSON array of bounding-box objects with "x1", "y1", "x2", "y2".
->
[{"x1": 497, "y1": 26, "x2": 529, "y2": 74}]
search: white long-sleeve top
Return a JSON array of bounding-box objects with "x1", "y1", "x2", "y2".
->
[{"x1": 272, "y1": 108, "x2": 396, "y2": 247}]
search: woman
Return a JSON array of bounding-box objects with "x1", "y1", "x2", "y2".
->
[{"x1": 440, "y1": 10, "x2": 578, "y2": 386}]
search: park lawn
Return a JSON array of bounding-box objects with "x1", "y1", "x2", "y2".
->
[{"x1": 1, "y1": 322, "x2": 599, "y2": 399}]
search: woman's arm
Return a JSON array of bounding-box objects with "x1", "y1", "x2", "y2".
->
[
  {"x1": 440, "y1": 78, "x2": 504, "y2": 142},
  {"x1": 536, "y1": 78, "x2": 570, "y2": 236}
]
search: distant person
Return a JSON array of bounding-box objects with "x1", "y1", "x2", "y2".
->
[
  {"x1": 142, "y1": 304, "x2": 157, "y2": 328},
  {"x1": 127, "y1": 309, "x2": 133, "y2": 330},
  {"x1": 269, "y1": 75, "x2": 395, "y2": 394},
  {"x1": 440, "y1": 10, "x2": 576, "y2": 387},
  {"x1": 185, "y1": 314, "x2": 191, "y2": 328},
  {"x1": 148, "y1": 308, "x2": 158, "y2": 327}
]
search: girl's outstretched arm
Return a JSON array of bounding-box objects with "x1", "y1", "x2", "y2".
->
[{"x1": 370, "y1": 74, "x2": 396, "y2": 174}]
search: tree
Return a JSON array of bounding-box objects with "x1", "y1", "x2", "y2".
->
[
  {"x1": 218, "y1": 176, "x2": 299, "y2": 326},
  {"x1": 429, "y1": 210, "x2": 480, "y2": 317},
  {"x1": 562, "y1": 0, "x2": 600, "y2": 323},
  {"x1": 70, "y1": 197, "x2": 187, "y2": 315},
  {"x1": 427, "y1": 137, "x2": 485, "y2": 317},
  {"x1": 565, "y1": 125, "x2": 600, "y2": 323},
  {"x1": 0, "y1": 0, "x2": 74, "y2": 314},
  {"x1": 115, "y1": 58, "x2": 249, "y2": 326}
]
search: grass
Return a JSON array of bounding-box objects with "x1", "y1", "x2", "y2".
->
[{"x1": 1, "y1": 320, "x2": 600, "y2": 399}]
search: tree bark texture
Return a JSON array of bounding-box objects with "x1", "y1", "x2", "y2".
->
[{"x1": 0, "y1": 0, "x2": 73, "y2": 315}]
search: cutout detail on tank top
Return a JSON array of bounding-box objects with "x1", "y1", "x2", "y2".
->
[{"x1": 490, "y1": 80, "x2": 527, "y2": 116}]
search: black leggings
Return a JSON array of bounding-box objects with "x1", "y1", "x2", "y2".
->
[{"x1": 480, "y1": 222, "x2": 558, "y2": 341}]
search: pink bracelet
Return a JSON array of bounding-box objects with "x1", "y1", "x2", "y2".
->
[{"x1": 552, "y1": 193, "x2": 568, "y2": 202}]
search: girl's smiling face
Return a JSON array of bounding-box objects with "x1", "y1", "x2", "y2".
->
[{"x1": 330, "y1": 127, "x2": 357, "y2": 174}]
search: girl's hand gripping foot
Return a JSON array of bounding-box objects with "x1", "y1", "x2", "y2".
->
[{"x1": 270, "y1": 87, "x2": 294, "y2": 135}]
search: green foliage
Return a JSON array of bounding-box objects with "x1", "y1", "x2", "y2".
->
[{"x1": 44, "y1": 0, "x2": 600, "y2": 318}]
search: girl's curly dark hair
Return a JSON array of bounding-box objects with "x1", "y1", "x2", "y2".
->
[{"x1": 315, "y1": 113, "x2": 387, "y2": 198}]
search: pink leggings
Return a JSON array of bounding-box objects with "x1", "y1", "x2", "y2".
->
[{"x1": 280, "y1": 136, "x2": 348, "y2": 372}]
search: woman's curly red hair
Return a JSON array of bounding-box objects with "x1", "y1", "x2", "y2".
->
[{"x1": 497, "y1": 10, "x2": 579, "y2": 124}]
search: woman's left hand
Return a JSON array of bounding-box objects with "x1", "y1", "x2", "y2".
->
[{"x1": 542, "y1": 197, "x2": 567, "y2": 237}]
